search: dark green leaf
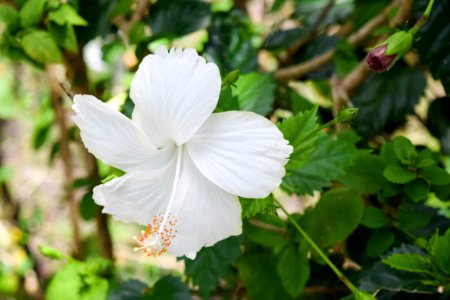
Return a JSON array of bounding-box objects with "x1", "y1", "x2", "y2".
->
[
  {"x1": 276, "y1": 245, "x2": 310, "y2": 298},
  {"x1": 303, "y1": 187, "x2": 364, "y2": 248},
  {"x1": 429, "y1": 228, "x2": 450, "y2": 275},
  {"x1": 278, "y1": 107, "x2": 320, "y2": 171},
  {"x1": 366, "y1": 228, "x2": 394, "y2": 257},
  {"x1": 333, "y1": 39, "x2": 358, "y2": 77},
  {"x1": 262, "y1": 28, "x2": 307, "y2": 51},
  {"x1": 240, "y1": 195, "x2": 274, "y2": 219},
  {"x1": 282, "y1": 134, "x2": 358, "y2": 195},
  {"x1": 48, "y1": 4, "x2": 87, "y2": 26},
  {"x1": 0, "y1": 5, "x2": 18, "y2": 28},
  {"x1": 426, "y1": 97, "x2": 450, "y2": 154},
  {"x1": 352, "y1": 65, "x2": 426, "y2": 137},
  {"x1": 148, "y1": 276, "x2": 191, "y2": 300},
  {"x1": 383, "y1": 254, "x2": 429, "y2": 273},
  {"x1": 361, "y1": 206, "x2": 389, "y2": 229},
  {"x1": 22, "y1": 30, "x2": 62, "y2": 64},
  {"x1": 383, "y1": 163, "x2": 416, "y2": 184},
  {"x1": 395, "y1": 204, "x2": 431, "y2": 231},
  {"x1": 79, "y1": 191, "x2": 98, "y2": 221},
  {"x1": 216, "y1": 86, "x2": 239, "y2": 112},
  {"x1": 420, "y1": 166, "x2": 450, "y2": 185},
  {"x1": 233, "y1": 72, "x2": 275, "y2": 116},
  {"x1": 392, "y1": 136, "x2": 417, "y2": 165},
  {"x1": 404, "y1": 179, "x2": 429, "y2": 203},
  {"x1": 238, "y1": 253, "x2": 293, "y2": 300},
  {"x1": 245, "y1": 217, "x2": 287, "y2": 248},
  {"x1": 108, "y1": 279, "x2": 149, "y2": 300},
  {"x1": 184, "y1": 236, "x2": 241, "y2": 297},
  {"x1": 48, "y1": 23, "x2": 78, "y2": 52},
  {"x1": 19, "y1": 0, "x2": 46, "y2": 27},
  {"x1": 149, "y1": 0, "x2": 211, "y2": 38}
]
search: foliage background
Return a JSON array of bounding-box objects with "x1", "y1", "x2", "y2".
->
[{"x1": 0, "y1": 0, "x2": 450, "y2": 299}]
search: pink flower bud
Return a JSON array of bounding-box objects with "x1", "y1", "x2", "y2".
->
[{"x1": 366, "y1": 45, "x2": 396, "y2": 72}]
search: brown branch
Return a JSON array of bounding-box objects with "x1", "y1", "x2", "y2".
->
[
  {"x1": 46, "y1": 65, "x2": 84, "y2": 260},
  {"x1": 276, "y1": 0, "x2": 400, "y2": 82},
  {"x1": 113, "y1": 0, "x2": 150, "y2": 44}
]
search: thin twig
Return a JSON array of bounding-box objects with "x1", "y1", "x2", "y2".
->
[
  {"x1": 113, "y1": 0, "x2": 150, "y2": 44},
  {"x1": 276, "y1": 0, "x2": 400, "y2": 82}
]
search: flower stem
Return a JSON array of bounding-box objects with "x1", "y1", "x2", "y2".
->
[
  {"x1": 409, "y1": 0, "x2": 435, "y2": 36},
  {"x1": 273, "y1": 198, "x2": 360, "y2": 296}
]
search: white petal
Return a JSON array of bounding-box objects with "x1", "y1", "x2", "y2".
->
[
  {"x1": 130, "y1": 46, "x2": 221, "y2": 147},
  {"x1": 93, "y1": 147, "x2": 242, "y2": 257},
  {"x1": 73, "y1": 94, "x2": 174, "y2": 172},
  {"x1": 186, "y1": 111, "x2": 293, "y2": 199}
]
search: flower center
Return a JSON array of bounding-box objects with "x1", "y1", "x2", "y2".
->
[{"x1": 133, "y1": 145, "x2": 183, "y2": 256}]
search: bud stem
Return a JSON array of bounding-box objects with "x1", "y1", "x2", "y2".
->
[
  {"x1": 409, "y1": 0, "x2": 435, "y2": 36},
  {"x1": 273, "y1": 198, "x2": 362, "y2": 297}
]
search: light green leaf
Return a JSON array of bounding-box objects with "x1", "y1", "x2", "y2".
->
[
  {"x1": 233, "y1": 72, "x2": 276, "y2": 116},
  {"x1": 276, "y1": 245, "x2": 310, "y2": 298},
  {"x1": 19, "y1": 0, "x2": 46, "y2": 27},
  {"x1": 0, "y1": 5, "x2": 18, "y2": 28},
  {"x1": 240, "y1": 195, "x2": 274, "y2": 219},
  {"x1": 48, "y1": 4, "x2": 88, "y2": 26},
  {"x1": 48, "y1": 23, "x2": 78, "y2": 52},
  {"x1": 303, "y1": 187, "x2": 364, "y2": 248},
  {"x1": 22, "y1": 30, "x2": 62, "y2": 64},
  {"x1": 38, "y1": 245, "x2": 64, "y2": 260},
  {"x1": 392, "y1": 136, "x2": 417, "y2": 165},
  {"x1": 383, "y1": 254, "x2": 429, "y2": 273},
  {"x1": 184, "y1": 236, "x2": 241, "y2": 297},
  {"x1": 383, "y1": 163, "x2": 416, "y2": 184},
  {"x1": 430, "y1": 228, "x2": 450, "y2": 275},
  {"x1": 278, "y1": 107, "x2": 320, "y2": 171},
  {"x1": 282, "y1": 134, "x2": 358, "y2": 195}
]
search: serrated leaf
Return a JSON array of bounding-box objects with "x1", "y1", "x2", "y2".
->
[
  {"x1": 383, "y1": 163, "x2": 416, "y2": 184},
  {"x1": 238, "y1": 253, "x2": 292, "y2": 300},
  {"x1": 420, "y1": 166, "x2": 450, "y2": 185},
  {"x1": 278, "y1": 107, "x2": 320, "y2": 172},
  {"x1": 240, "y1": 195, "x2": 274, "y2": 219},
  {"x1": 352, "y1": 65, "x2": 426, "y2": 137},
  {"x1": 22, "y1": 31, "x2": 62, "y2": 64},
  {"x1": 303, "y1": 187, "x2": 364, "y2": 248},
  {"x1": 392, "y1": 136, "x2": 417, "y2": 165},
  {"x1": 0, "y1": 5, "x2": 18, "y2": 28},
  {"x1": 429, "y1": 228, "x2": 450, "y2": 276},
  {"x1": 404, "y1": 179, "x2": 429, "y2": 203},
  {"x1": 282, "y1": 134, "x2": 358, "y2": 195},
  {"x1": 19, "y1": 0, "x2": 46, "y2": 27},
  {"x1": 276, "y1": 245, "x2": 310, "y2": 298},
  {"x1": 366, "y1": 228, "x2": 394, "y2": 257},
  {"x1": 383, "y1": 254, "x2": 429, "y2": 273},
  {"x1": 184, "y1": 236, "x2": 241, "y2": 297},
  {"x1": 361, "y1": 206, "x2": 389, "y2": 229},
  {"x1": 48, "y1": 4, "x2": 87, "y2": 26},
  {"x1": 148, "y1": 276, "x2": 191, "y2": 300},
  {"x1": 233, "y1": 72, "x2": 275, "y2": 116}
]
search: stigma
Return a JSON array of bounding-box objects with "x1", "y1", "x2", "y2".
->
[{"x1": 133, "y1": 213, "x2": 178, "y2": 256}]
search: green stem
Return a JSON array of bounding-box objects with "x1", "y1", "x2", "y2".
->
[
  {"x1": 409, "y1": 0, "x2": 435, "y2": 35},
  {"x1": 273, "y1": 198, "x2": 360, "y2": 296}
]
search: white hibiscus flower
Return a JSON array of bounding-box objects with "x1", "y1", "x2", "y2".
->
[{"x1": 72, "y1": 46, "x2": 292, "y2": 259}]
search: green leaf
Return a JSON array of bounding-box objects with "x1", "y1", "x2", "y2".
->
[
  {"x1": 233, "y1": 72, "x2": 275, "y2": 116},
  {"x1": 383, "y1": 163, "x2": 416, "y2": 184},
  {"x1": 278, "y1": 107, "x2": 320, "y2": 172},
  {"x1": 245, "y1": 217, "x2": 287, "y2": 248},
  {"x1": 333, "y1": 39, "x2": 358, "y2": 77},
  {"x1": 238, "y1": 253, "x2": 292, "y2": 300},
  {"x1": 429, "y1": 228, "x2": 450, "y2": 275},
  {"x1": 395, "y1": 204, "x2": 431, "y2": 231},
  {"x1": 352, "y1": 65, "x2": 426, "y2": 137},
  {"x1": 383, "y1": 254, "x2": 429, "y2": 273},
  {"x1": 416, "y1": 148, "x2": 439, "y2": 168},
  {"x1": 148, "y1": 276, "x2": 191, "y2": 300},
  {"x1": 282, "y1": 134, "x2": 358, "y2": 195},
  {"x1": 38, "y1": 245, "x2": 64, "y2": 260},
  {"x1": 108, "y1": 279, "x2": 150, "y2": 300},
  {"x1": 366, "y1": 228, "x2": 394, "y2": 257},
  {"x1": 184, "y1": 236, "x2": 241, "y2": 297},
  {"x1": 361, "y1": 206, "x2": 389, "y2": 229},
  {"x1": 262, "y1": 28, "x2": 307, "y2": 51},
  {"x1": 22, "y1": 30, "x2": 62, "y2": 64},
  {"x1": 425, "y1": 193, "x2": 450, "y2": 219},
  {"x1": 404, "y1": 179, "x2": 429, "y2": 203},
  {"x1": 240, "y1": 195, "x2": 274, "y2": 219},
  {"x1": 0, "y1": 5, "x2": 18, "y2": 28},
  {"x1": 392, "y1": 136, "x2": 417, "y2": 165},
  {"x1": 149, "y1": 0, "x2": 211, "y2": 37},
  {"x1": 79, "y1": 192, "x2": 98, "y2": 221},
  {"x1": 19, "y1": 0, "x2": 46, "y2": 27},
  {"x1": 427, "y1": 97, "x2": 450, "y2": 153},
  {"x1": 276, "y1": 245, "x2": 310, "y2": 298},
  {"x1": 48, "y1": 23, "x2": 78, "y2": 52},
  {"x1": 48, "y1": 4, "x2": 87, "y2": 26},
  {"x1": 420, "y1": 166, "x2": 450, "y2": 185},
  {"x1": 303, "y1": 187, "x2": 364, "y2": 248},
  {"x1": 339, "y1": 154, "x2": 388, "y2": 194}
]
